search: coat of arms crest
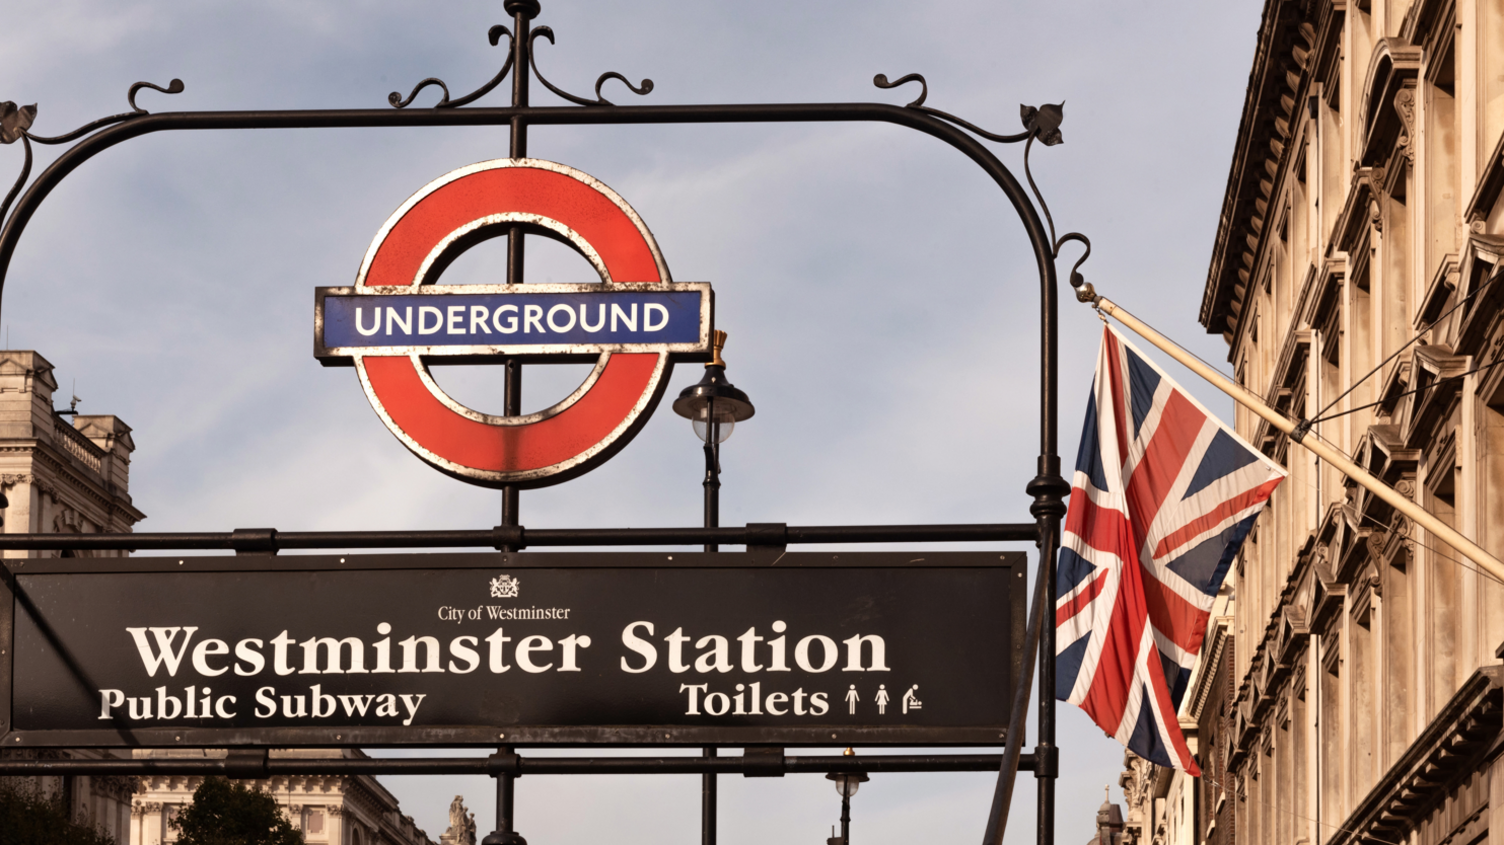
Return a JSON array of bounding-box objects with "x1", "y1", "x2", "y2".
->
[{"x1": 489, "y1": 574, "x2": 519, "y2": 598}]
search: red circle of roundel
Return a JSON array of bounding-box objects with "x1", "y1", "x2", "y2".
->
[{"x1": 351, "y1": 159, "x2": 673, "y2": 488}]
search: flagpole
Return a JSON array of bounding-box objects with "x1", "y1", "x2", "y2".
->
[{"x1": 1076, "y1": 285, "x2": 1504, "y2": 585}]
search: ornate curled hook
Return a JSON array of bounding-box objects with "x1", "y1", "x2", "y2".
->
[
  {"x1": 591, "y1": 71, "x2": 653, "y2": 104},
  {"x1": 2, "y1": 77, "x2": 192, "y2": 226},
  {"x1": 127, "y1": 78, "x2": 184, "y2": 114},
  {"x1": 871, "y1": 76, "x2": 1091, "y2": 289},
  {"x1": 1017, "y1": 122, "x2": 1091, "y2": 289},
  {"x1": 1056, "y1": 232, "x2": 1092, "y2": 289},
  {"x1": 873, "y1": 72, "x2": 1032, "y2": 144},
  {"x1": 389, "y1": 78, "x2": 452, "y2": 109},
  {"x1": 389, "y1": 24, "x2": 515, "y2": 108},
  {"x1": 873, "y1": 73, "x2": 927, "y2": 107},
  {"x1": 530, "y1": 26, "x2": 653, "y2": 106}
]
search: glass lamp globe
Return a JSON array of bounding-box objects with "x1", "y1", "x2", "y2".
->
[
  {"x1": 692, "y1": 405, "x2": 737, "y2": 443},
  {"x1": 825, "y1": 770, "x2": 869, "y2": 798}
]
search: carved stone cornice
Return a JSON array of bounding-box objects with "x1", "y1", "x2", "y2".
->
[
  {"x1": 0, "y1": 442, "x2": 144, "y2": 524},
  {"x1": 1188, "y1": 617, "x2": 1232, "y2": 721},
  {"x1": 1452, "y1": 236, "x2": 1504, "y2": 356},
  {"x1": 1325, "y1": 668, "x2": 1504, "y2": 845},
  {"x1": 1358, "y1": 39, "x2": 1424, "y2": 167},
  {"x1": 1351, "y1": 565, "x2": 1381, "y2": 627},
  {"x1": 1320, "y1": 625, "x2": 1341, "y2": 678},
  {"x1": 1380, "y1": 514, "x2": 1416, "y2": 571},
  {"x1": 1466, "y1": 126, "x2": 1504, "y2": 225},
  {"x1": 1200, "y1": 0, "x2": 1326, "y2": 350},
  {"x1": 1400, "y1": 347, "x2": 1468, "y2": 449},
  {"x1": 1333, "y1": 168, "x2": 1385, "y2": 255},
  {"x1": 1393, "y1": 86, "x2": 1416, "y2": 165}
]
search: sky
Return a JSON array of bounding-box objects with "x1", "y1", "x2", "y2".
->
[{"x1": 4, "y1": 1, "x2": 1263, "y2": 843}]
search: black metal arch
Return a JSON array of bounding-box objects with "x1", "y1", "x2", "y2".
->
[{"x1": 0, "y1": 6, "x2": 1092, "y2": 845}]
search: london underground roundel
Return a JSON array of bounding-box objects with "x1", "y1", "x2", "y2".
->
[{"x1": 315, "y1": 159, "x2": 713, "y2": 487}]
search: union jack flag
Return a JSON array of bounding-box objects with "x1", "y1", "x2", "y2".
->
[{"x1": 1056, "y1": 327, "x2": 1284, "y2": 774}]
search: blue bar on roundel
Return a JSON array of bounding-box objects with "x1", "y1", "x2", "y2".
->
[{"x1": 323, "y1": 290, "x2": 704, "y2": 348}]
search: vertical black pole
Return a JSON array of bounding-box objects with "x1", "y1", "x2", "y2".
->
[
  {"x1": 1027, "y1": 225, "x2": 1067, "y2": 845},
  {"x1": 840, "y1": 790, "x2": 851, "y2": 845},
  {"x1": 496, "y1": 745, "x2": 515, "y2": 832},
  {"x1": 703, "y1": 397, "x2": 720, "y2": 554},
  {"x1": 702, "y1": 398, "x2": 719, "y2": 844},
  {"x1": 499, "y1": 0, "x2": 535, "y2": 537},
  {"x1": 487, "y1": 6, "x2": 537, "y2": 845},
  {"x1": 702, "y1": 746, "x2": 717, "y2": 845},
  {"x1": 482, "y1": 744, "x2": 523, "y2": 845},
  {"x1": 984, "y1": 139, "x2": 1066, "y2": 845},
  {"x1": 1033, "y1": 499, "x2": 1062, "y2": 845}
]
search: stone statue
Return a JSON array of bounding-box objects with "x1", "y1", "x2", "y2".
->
[
  {"x1": 441, "y1": 796, "x2": 476, "y2": 845},
  {"x1": 448, "y1": 797, "x2": 465, "y2": 831}
]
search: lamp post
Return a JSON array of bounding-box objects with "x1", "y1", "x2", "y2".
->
[
  {"x1": 672, "y1": 330, "x2": 755, "y2": 553},
  {"x1": 672, "y1": 329, "x2": 754, "y2": 845},
  {"x1": 824, "y1": 749, "x2": 870, "y2": 845}
]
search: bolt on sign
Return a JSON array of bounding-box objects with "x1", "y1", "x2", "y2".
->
[
  {"x1": 1, "y1": 552, "x2": 1026, "y2": 747},
  {"x1": 314, "y1": 159, "x2": 713, "y2": 487}
]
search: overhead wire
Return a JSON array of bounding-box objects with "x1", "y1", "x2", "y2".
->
[
  {"x1": 1257, "y1": 420, "x2": 1504, "y2": 588},
  {"x1": 1307, "y1": 272, "x2": 1499, "y2": 424},
  {"x1": 1305, "y1": 354, "x2": 1504, "y2": 425}
]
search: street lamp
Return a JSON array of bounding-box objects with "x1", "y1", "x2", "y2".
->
[
  {"x1": 672, "y1": 330, "x2": 755, "y2": 553},
  {"x1": 672, "y1": 329, "x2": 755, "y2": 845},
  {"x1": 824, "y1": 749, "x2": 869, "y2": 845}
]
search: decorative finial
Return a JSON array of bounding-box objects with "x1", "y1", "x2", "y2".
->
[
  {"x1": 708, "y1": 329, "x2": 727, "y2": 368},
  {"x1": 503, "y1": 0, "x2": 541, "y2": 19},
  {"x1": 843, "y1": 747, "x2": 855, "y2": 757},
  {"x1": 1105, "y1": 785, "x2": 1110, "y2": 802}
]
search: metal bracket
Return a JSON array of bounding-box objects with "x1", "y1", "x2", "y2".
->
[
  {"x1": 222, "y1": 748, "x2": 269, "y2": 779},
  {"x1": 1290, "y1": 418, "x2": 1312, "y2": 444},
  {"x1": 487, "y1": 749, "x2": 522, "y2": 777},
  {"x1": 741, "y1": 746, "x2": 785, "y2": 777},
  {"x1": 491, "y1": 524, "x2": 525, "y2": 551},
  {"x1": 745, "y1": 522, "x2": 787, "y2": 553},
  {"x1": 1032, "y1": 744, "x2": 1058, "y2": 779},
  {"x1": 230, "y1": 528, "x2": 278, "y2": 555}
]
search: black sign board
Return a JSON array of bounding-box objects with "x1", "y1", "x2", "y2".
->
[{"x1": 1, "y1": 551, "x2": 1026, "y2": 747}]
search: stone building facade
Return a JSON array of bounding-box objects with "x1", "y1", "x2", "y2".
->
[
  {"x1": 127, "y1": 750, "x2": 440, "y2": 845},
  {"x1": 1188, "y1": 612, "x2": 1236, "y2": 845},
  {"x1": 1116, "y1": 594, "x2": 1232, "y2": 845},
  {"x1": 0, "y1": 349, "x2": 142, "y2": 553},
  {"x1": 1194, "y1": 2, "x2": 1504, "y2": 845},
  {"x1": 1086, "y1": 793, "x2": 1128, "y2": 845},
  {"x1": 0, "y1": 349, "x2": 145, "y2": 841},
  {"x1": 0, "y1": 352, "x2": 441, "y2": 845}
]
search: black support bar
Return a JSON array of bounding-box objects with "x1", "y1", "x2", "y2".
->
[
  {"x1": 0, "y1": 753, "x2": 1033, "y2": 777},
  {"x1": 0, "y1": 522, "x2": 1037, "y2": 552}
]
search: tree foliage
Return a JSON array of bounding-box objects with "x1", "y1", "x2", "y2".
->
[
  {"x1": 0, "y1": 778, "x2": 118, "y2": 845},
  {"x1": 171, "y1": 777, "x2": 304, "y2": 845}
]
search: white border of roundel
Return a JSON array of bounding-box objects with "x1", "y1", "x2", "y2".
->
[{"x1": 348, "y1": 158, "x2": 675, "y2": 487}]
